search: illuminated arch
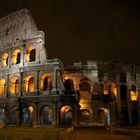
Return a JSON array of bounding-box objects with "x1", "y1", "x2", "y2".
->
[
  {"x1": 79, "y1": 78, "x2": 91, "y2": 91},
  {"x1": 23, "y1": 75, "x2": 34, "y2": 92},
  {"x1": 11, "y1": 49, "x2": 21, "y2": 65},
  {"x1": 9, "y1": 76, "x2": 19, "y2": 94},
  {"x1": 22, "y1": 105, "x2": 34, "y2": 126},
  {"x1": 1, "y1": 53, "x2": 8, "y2": 66},
  {"x1": 98, "y1": 108, "x2": 110, "y2": 124},
  {"x1": 130, "y1": 85, "x2": 138, "y2": 101},
  {"x1": 64, "y1": 79, "x2": 74, "y2": 90},
  {"x1": 108, "y1": 82, "x2": 117, "y2": 96},
  {"x1": 0, "y1": 79, "x2": 6, "y2": 95},
  {"x1": 60, "y1": 105, "x2": 72, "y2": 125},
  {"x1": 25, "y1": 46, "x2": 36, "y2": 62},
  {"x1": 40, "y1": 73, "x2": 52, "y2": 91}
]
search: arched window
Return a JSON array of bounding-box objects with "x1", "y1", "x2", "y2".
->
[
  {"x1": 23, "y1": 75, "x2": 34, "y2": 92},
  {"x1": 0, "y1": 79, "x2": 6, "y2": 95},
  {"x1": 10, "y1": 76, "x2": 19, "y2": 94},
  {"x1": 22, "y1": 106, "x2": 33, "y2": 126},
  {"x1": 64, "y1": 79, "x2": 74, "y2": 91},
  {"x1": 130, "y1": 85, "x2": 138, "y2": 101},
  {"x1": 40, "y1": 106, "x2": 52, "y2": 125},
  {"x1": 120, "y1": 85, "x2": 127, "y2": 101},
  {"x1": 2, "y1": 53, "x2": 8, "y2": 66},
  {"x1": 60, "y1": 105, "x2": 72, "y2": 125},
  {"x1": 11, "y1": 49, "x2": 21, "y2": 65},
  {"x1": 98, "y1": 108, "x2": 110, "y2": 124},
  {"x1": 29, "y1": 49, "x2": 36, "y2": 62},
  {"x1": 40, "y1": 73, "x2": 52, "y2": 91},
  {"x1": 79, "y1": 78, "x2": 91, "y2": 91},
  {"x1": 25, "y1": 46, "x2": 36, "y2": 62}
]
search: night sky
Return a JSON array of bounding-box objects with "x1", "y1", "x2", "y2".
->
[{"x1": 0, "y1": 0, "x2": 140, "y2": 65}]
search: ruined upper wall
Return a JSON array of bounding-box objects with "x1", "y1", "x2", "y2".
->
[{"x1": 0, "y1": 8, "x2": 38, "y2": 51}]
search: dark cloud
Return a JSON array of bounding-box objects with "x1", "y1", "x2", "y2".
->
[{"x1": 0, "y1": 0, "x2": 140, "y2": 64}]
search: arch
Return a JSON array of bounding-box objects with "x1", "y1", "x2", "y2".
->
[
  {"x1": 131, "y1": 109, "x2": 139, "y2": 125},
  {"x1": 98, "y1": 108, "x2": 110, "y2": 124},
  {"x1": 11, "y1": 49, "x2": 21, "y2": 65},
  {"x1": 22, "y1": 105, "x2": 34, "y2": 126},
  {"x1": 0, "y1": 79, "x2": 6, "y2": 95},
  {"x1": 25, "y1": 46, "x2": 36, "y2": 62},
  {"x1": 40, "y1": 73, "x2": 52, "y2": 91},
  {"x1": 79, "y1": 78, "x2": 91, "y2": 91},
  {"x1": 40, "y1": 106, "x2": 52, "y2": 126},
  {"x1": 29, "y1": 49, "x2": 36, "y2": 62},
  {"x1": 9, "y1": 76, "x2": 19, "y2": 94},
  {"x1": 130, "y1": 85, "x2": 138, "y2": 101},
  {"x1": 7, "y1": 107, "x2": 19, "y2": 125},
  {"x1": 120, "y1": 85, "x2": 127, "y2": 101},
  {"x1": 0, "y1": 108, "x2": 5, "y2": 124},
  {"x1": 64, "y1": 79, "x2": 74, "y2": 91},
  {"x1": 60, "y1": 105, "x2": 72, "y2": 126},
  {"x1": 1, "y1": 53, "x2": 8, "y2": 66},
  {"x1": 23, "y1": 75, "x2": 34, "y2": 92}
]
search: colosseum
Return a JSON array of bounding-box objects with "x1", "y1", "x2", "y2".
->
[{"x1": 0, "y1": 9, "x2": 140, "y2": 127}]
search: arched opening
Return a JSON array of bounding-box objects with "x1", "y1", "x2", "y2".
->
[
  {"x1": 108, "y1": 83, "x2": 117, "y2": 96},
  {"x1": 0, "y1": 108, "x2": 5, "y2": 124},
  {"x1": 22, "y1": 106, "x2": 33, "y2": 126},
  {"x1": 40, "y1": 73, "x2": 52, "y2": 91},
  {"x1": 130, "y1": 85, "x2": 138, "y2": 101},
  {"x1": 40, "y1": 106, "x2": 52, "y2": 126},
  {"x1": 80, "y1": 108, "x2": 93, "y2": 123},
  {"x1": 29, "y1": 49, "x2": 36, "y2": 62},
  {"x1": 98, "y1": 108, "x2": 110, "y2": 124},
  {"x1": 9, "y1": 76, "x2": 19, "y2": 94},
  {"x1": 120, "y1": 107, "x2": 129, "y2": 126},
  {"x1": 2, "y1": 53, "x2": 8, "y2": 66},
  {"x1": 25, "y1": 46, "x2": 36, "y2": 62},
  {"x1": 120, "y1": 85, "x2": 127, "y2": 101},
  {"x1": 0, "y1": 79, "x2": 6, "y2": 95},
  {"x1": 11, "y1": 49, "x2": 21, "y2": 65},
  {"x1": 60, "y1": 105, "x2": 72, "y2": 126},
  {"x1": 23, "y1": 75, "x2": 34, "y2": 92},
  {"x1": 131, "y1": 110, "x2": 139, "y2": 125},
  {"x1": 79, "y1": 78, "x2": 91, "y2": 91},
  {"x1": 7, "y1": 107, "x2": 19, "y2": 125},
  {"x1": 64, "y1": 79, "x2": 74, "y2": 91}
]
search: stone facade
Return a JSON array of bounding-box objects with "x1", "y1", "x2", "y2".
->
[{"x1": 0, "y1": 9, "x2": 140, "y2": 127}]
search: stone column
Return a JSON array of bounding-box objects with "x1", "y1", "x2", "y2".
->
[
  {"x1": 52, "y1": 103, "x2": 57, "y2": 127},
  {"x1": 52, "y1": 68, "x2": 58, "y2": 94},
  {"x1": 34, "y1": 71, "x2": 38, "y2": 95}
]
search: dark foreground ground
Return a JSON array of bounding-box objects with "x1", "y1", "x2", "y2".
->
[
  {"x1": 64, "y1": 127, "x2": 140, "y2": 140},
  {"x1": 0, "y1": 126, "x2": 140, "y2": 140}
]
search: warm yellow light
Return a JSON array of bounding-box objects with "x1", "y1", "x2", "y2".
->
[
  {"x1": 25, "y1": 46, "x2": 35, "y2": 62},
  {"x1": 104, "y1": 89, "x2": 108, "y2": 95},
  {"x1": 130, "y1": 91, "x2": 138, "y2": 101},
  {"x1": 10, "y1": 76, "x2": 19, "y2": 94},
  {"x1": 11, "y1": 49, "x2": 21, "y2": 65},
  {"x1": 28, "y1": 106, "x2": 33, "y2": 113},
  {"x1": 24, "y1": 75, "x2": 34, "y2": 92},
  {"x1": 40, "y1": 73, "x2": 52, "y2": 91},
  {"x1": 113, "y1": 87, "x2": 117, "y2": 96},
  {"x1": 2, "y1": 53, "x2": 8, "y2": 66},
  {"x1": 60, "y1": 105, "x2": 71, "y2": 113},
  {"x1": 0, "y1": 79, "x2": 6, "y2": 95}
]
